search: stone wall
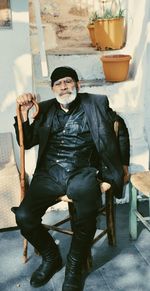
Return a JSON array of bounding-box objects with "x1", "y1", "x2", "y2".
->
[{"x1": 29, "y1": 0, "x2": 127, "y2": 54}]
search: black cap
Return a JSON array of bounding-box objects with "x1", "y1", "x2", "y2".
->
[{"x1": 50, "y1": 66, "x2": 79, "y2": 86}]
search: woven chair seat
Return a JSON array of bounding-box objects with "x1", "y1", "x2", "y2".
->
[
  {"x1": 131, "y1": 171, "x2": 150, "y2": 197},
  {"x1": 0, "y1": 133, "x2": 20, "y2": 229}
]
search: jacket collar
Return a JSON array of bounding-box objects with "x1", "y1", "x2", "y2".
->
[{"x1": 79, "y1": 93, "x2": 99, "y2": 151}]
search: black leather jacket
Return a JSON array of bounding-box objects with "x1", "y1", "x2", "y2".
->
[{"x1": 14, "y1": 93, "x2": 130, "y2": 198}]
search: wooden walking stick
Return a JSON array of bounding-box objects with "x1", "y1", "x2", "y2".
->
[{"x1": 16, "y1": 98, "x2": 39, "y2": 263}]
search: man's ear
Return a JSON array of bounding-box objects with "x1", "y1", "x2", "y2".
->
[
  {"x1": 51, "y1": 85, "x2": 54, "y2": 93},
  {"x1": 77, "y1": 81, "x2": 80, "y2": 92}
]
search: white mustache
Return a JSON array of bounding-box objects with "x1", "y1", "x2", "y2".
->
[
  {"x1": 54, "y1": 87, "x2": 77, "y2": 106},
  {"x1": 59, "y1": 91, "x2": 72, "y2": 96}
]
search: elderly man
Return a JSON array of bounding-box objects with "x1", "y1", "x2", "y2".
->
[{"x1": 13, "y1": 66, "x2": 130, "y2": 290}]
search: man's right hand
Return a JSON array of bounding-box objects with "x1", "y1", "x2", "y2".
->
[
  {"x1": 17, "y1": 93, "x2": 36, "y2": 122},
  {"x1": 100, "y1": 182, "x2": 111, "y2": 192}
]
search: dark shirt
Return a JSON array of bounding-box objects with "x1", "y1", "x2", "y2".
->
[
  {"x1": 39, "y1": 96, "x2": 99, "y2": 173},
  {"x1": 53, "y1": 96, "x2": 80, "y2": 129}
]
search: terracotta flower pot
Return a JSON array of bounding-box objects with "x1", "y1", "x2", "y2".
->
[
  {"x1": 101, "y1": 54, "x2": 132, "y2": 82},
  {"x1": 87, "y1": 23, "x2": 96, "y2": 47},
  {"x1": 94, "y1": 17, "x2": 125, "y2": 50}
]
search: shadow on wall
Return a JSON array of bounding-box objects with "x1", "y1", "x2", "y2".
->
[
  {"x1": 0, "y1": 17, "x2": 32, "y2": 134},
  {"x1": 125, "y1": 0, "x2": 150, "y2": 79},
  {"x1": 0, "y1": 0, "x2": 34, "y2": 170}
]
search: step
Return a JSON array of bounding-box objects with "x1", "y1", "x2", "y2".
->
[
  {"x1": 34, "y1": 77, "x2": 127, "y2": 111},
  {"x1": 33, "y1": 49, "x2": 125, "y2": 83},
  {"x1": 33, "y1": 52, "x2": 103, "y2": 81}
]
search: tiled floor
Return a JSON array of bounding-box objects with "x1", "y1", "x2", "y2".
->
[{"x1": 0, "y1": 202, "x2": 148, "y2": 290}]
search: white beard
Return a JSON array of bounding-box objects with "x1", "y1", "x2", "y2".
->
[{"x1": 54, "y1": 87, "x2": 77, "y2": 107}]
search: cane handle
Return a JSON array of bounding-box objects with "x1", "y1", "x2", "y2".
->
[
  {"x1": 31, "y1": 99, "x2": 39, "y2": 119},
  {"x1": 16, "y1": 98, "x2": 39, "y2": 119}
]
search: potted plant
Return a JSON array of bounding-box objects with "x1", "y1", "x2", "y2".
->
[
  {"x1": 101, "y1": 54, "x2": 132, "y2": 82},
  {"x1": 94, "y1": 0, "x2": 126, "y2": 50},
  {"x1": 87, "y1": 11, "x2": 99, "y2": 47}
]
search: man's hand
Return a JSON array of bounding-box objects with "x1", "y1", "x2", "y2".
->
[
  {"x1": 17, "y1": 93, "x2": 36, "y2": 122},
  {"x1": 100, "y1": 182, "x2": 111, "y2": 192}
]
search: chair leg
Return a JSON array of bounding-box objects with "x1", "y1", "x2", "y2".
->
[
  {"x1": 129, "y1": 182, "x2": 138, "y2": 240},
  {"x1": 105, "y1": 188, "x2": 116, "y2": 246},
  {"x1": 23, "y1": 238, "x2": 28, "y2": 263}
]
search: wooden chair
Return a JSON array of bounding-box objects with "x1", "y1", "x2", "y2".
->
[
  {"x1": 129, "y1": 171, "x2": 150, "y2": 240},
  {"x1": 16, "y1": 101, "x2": 117, "y2": 264},
  {"x1": 42, "y1": 187, "x2": 115, "y2": 270},
  {"x1": 46, "y1": 188, "x2": 116, "y2": 246}
]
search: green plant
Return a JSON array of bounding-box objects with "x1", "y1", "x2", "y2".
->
[
  {"x1": 88, "y1": 1, "x2": 125, "y2": 23},
  {"x1": 100, "y1": 0, "x2": 125, "y2": 19},
  {"x1": 88, "y1": 11, "x2": 100, "y2": 24}
]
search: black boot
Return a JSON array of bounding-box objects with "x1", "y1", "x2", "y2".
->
[
  {"x1": 62, "y1": 253, "x2": 83, "y2": 291},
  {"x1": 62, "y1": 216, "x2": 97, "y2": 291},
  {"x1": 30, "y1": 244, "x2": 62, "y2": 288},
  {"x1": 62, "y1": 235, "x2": 94, "y2": 290}
]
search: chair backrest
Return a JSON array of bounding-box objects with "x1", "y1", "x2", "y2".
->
[{"x1": 0, "y1": 132, "x2": 16, "y2": 165}]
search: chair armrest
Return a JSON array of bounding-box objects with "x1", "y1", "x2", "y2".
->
[
  {"x1": 57, "y1": 181, "x2": 112, "y2": 204},
  {"x1": 123, "y1": 165, "x2": 130, "y2": 184}
]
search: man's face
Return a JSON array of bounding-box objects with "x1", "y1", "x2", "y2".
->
[{"x1": 52, "y1": 77, "x2": 79, "y2": 106}]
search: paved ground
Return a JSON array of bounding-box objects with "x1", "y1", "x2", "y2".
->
[{"x1": 0, "y1": 202, "x2": 149, "y2": 290}]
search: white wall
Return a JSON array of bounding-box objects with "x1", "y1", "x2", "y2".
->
[{"x1": 0, "y1": 0, "x2": 32, "y2": 165}]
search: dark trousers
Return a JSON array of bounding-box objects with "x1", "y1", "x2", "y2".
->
[{"x1": 15, "y1": 165, "x2": 101, "y2": 253}]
